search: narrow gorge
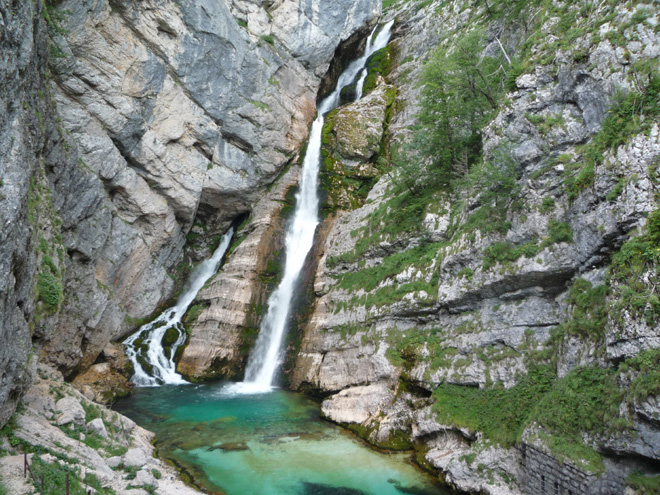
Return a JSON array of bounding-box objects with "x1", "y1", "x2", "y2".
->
[{"x1": 1, "y1": 0, "x2": 660, "y2": 494}]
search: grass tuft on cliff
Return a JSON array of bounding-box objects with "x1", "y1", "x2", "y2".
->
[{"x1": 432, "y1": 365, "x2": 556, "y2": 447}]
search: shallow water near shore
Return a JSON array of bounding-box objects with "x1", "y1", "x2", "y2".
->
[{"x1": 114, "y1": 382, "x2": 451, "y2": 495}]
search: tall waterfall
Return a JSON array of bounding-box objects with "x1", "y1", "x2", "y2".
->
[
  {"x1": 237, "y1": 20, "x2": 395, "y2": 394},
  {"x1": 124, "y1": 227, "x2": 234, "y2": 386}
]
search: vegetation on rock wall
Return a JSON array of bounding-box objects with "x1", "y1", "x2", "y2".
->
[
  {"x1": 610, "y1": 209, "x2": 660, "y2": 326},
  {"x1": 315, "y1": 0, "x2": 660, "y2": 486},
  {"x1": 394, "y1": 27, "x2": 512, "y2": 195}
]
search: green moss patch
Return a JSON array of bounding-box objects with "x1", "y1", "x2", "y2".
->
[{"x1": 362, "y1": 44, "x2": 395, "y2": 95}]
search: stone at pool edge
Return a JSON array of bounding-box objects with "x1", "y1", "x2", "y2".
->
[{"x1": 208, "y1": 442, "x2": 250, "y2": 452}]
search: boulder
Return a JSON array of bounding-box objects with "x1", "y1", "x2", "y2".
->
[
  {"x1": 86, "y1": 418, "x2": 108, "y2": 439},
  {"x1": 55, "y1": 397, "x2": 86, "y2": 426},
  {"x1": 122, "y1": 448, "x2": 147, "y2": 468}
]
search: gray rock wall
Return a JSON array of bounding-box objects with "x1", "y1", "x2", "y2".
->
[
  {"x1": 285, "y1": 0, "x2": 660, "y2": 493},
  {"x1": 0, "y1": 0, "x2": 52, "y2": 426},
  {"x1": 522, "y1": 444, "x2": 626, "y2": 495}
]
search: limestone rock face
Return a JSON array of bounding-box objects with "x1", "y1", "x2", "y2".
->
[
  {"x1": 0, "y1": 364, "x2": 202, "y2": 494},
  {"x1": 287, "y1": 1, "x2": 660, "y2": 493},
  {"x1": 177, "y1": 166, "x2": 299, "y2": 380},
  {"x1": 0, "y1": 0, "x2": 49, "y2": 428},
  {"x1": 231, "y1": 0, "x2": 381, "y2": 77},
  {"x1": 321, "y1": 383, "x2": 394, "y2": 424},
  {"x1": 320, "y1": 82, "x2": 396, "y2": 210},
  {"x1": 0, "y1": 0, "x2": 379, "y2": 422}
]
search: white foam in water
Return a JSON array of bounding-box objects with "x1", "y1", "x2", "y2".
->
[
  {"x1": 236, "y1": 20, "x2": 395, "y2": 395},
  {"x1": 124, "y1": 227, "x2": 234, "y2": 386}
]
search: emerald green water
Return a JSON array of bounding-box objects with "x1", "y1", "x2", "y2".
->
[{"x1": 114, "y1": 383, "x2": 450, "y2": 495}]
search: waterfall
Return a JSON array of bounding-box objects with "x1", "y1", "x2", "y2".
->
[
  {"x1": 124, "y1": 227, "x2": 234, "y2": 386},
  {"x1": 234, "y1": 20, "x2": 395, "y2": 395}
]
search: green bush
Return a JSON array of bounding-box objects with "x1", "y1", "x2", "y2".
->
[
  {"x1": 625, "y1": 349, "x2": 660, "y2": 403},
  {"x1": 432, "y1": 366, "x2": 556, "y2": 446},
  {"x1": 610, "y1": 210, "x2": 660, "y2": 326},
  {"x1": 30, "y1": 455, "x2": 87, "y2": 495},
  {"x1": 545, "y1": 220, "x2": 573, "y2": 244},
  {"x1": 539, "y1": 196, "x2": 555, "y2": 213},
  {"x1": 482, "y1": 241, "x2": 539, "y2": 270},
  {"x1": 529, "y1": 366, "x2": 627, "y2": 473},
  {"x1": 551, "y1": 278, "x2": 608, "y2": 341},
  {"x1": 37, "y1": 271, "x2": 62, "y2": 311},
  {"x1": 627, "y1": 472, "x2": 660, "y2": 494}
]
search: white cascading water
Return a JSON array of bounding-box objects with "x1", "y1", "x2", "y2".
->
[
  {"x1": 233, "y1": 20, "x2": 395, "y2": 395},
  {"x1": 124, "y1": 227, "x2": 234, "y2": 386}
]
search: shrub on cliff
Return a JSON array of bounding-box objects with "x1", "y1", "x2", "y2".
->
[{"x1": 395, "y1": 28, "x2": 512, "y2": 196}]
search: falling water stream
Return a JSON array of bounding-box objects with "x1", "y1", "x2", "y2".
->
[
  {"x1": 115, "y1": 19, "x2": 453, "y2": 495},
  {"x1": 238, "y1": 20, "x2": 395, "y2": 393},
  {"x1": 124, "y1": 227, "x2": 234, "y2": 386}
]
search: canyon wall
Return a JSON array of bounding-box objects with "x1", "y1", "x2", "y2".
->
[{"x1": 288, "y1": 1, "x2": 660, "y2": 493}]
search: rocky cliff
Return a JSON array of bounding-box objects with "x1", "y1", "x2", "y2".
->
[
  {"x1": 285, "y1": 0, "x2": 660, "y2": 493},
  {"x1": 3, "y1": 0, "x2": 660, "y2": 493},
  {"x1": 0, "y1": 0, "x2": 379, "y2": 423}
]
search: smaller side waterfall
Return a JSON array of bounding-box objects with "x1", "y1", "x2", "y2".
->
[
  {"x1": 124, "y1": 227, "x2": 234, "y2": 386},
  {"x1": 230, "y1": 20, "x2": 395, "y2": 395}
]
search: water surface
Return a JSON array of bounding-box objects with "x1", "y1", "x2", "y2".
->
[{"x1": 115, "y1": 383, "x2": 450, "y2": 495}]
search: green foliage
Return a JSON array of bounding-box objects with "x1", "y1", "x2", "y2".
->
[
  {"x1": 30, "y1": 454, "x2": 87, "y2": 495},
  {"x1": 530, "y1": 366, "x2": 627, "y2": 473},
  {"x1": 597, "y1": 67, "x2": 660, "y2": 151},
  {"x1": 183, "y1": 303, "x2": 208, "y2": 328},
  {"x1": 551, "y1": 278, "x2": 609, "y2": 342},
  {"x1": 432, "y1": 366, "x2": 556, "y2": 446},
  {"x1": 563, "y1": 162, "x2": 594, "y2": 201},
  {"x1": 605, "y1": 178, "x2": 625, "y2": 201},
  {"x1": 384, "y1": 327, "x2": 456, "y2": 370},
  {"x1": 545, "y1": 220, "x2": 573, "y2": 245},
  {"x1": 563, "y1": 67, "x2": 660, "y2": 201},
  {"x1": 81, "y1": 401, "x2": 102, "y2": 423},
  {"x1": 459, "y1": 148, "x2": 521, "y2": 234},
  {"x1": 539, "y1": 196, "x2": 555, "y2": 213},
  {"x1": 335, "y1": 241, "x2": 440, "y2": 292},
  {"x1": 250, "y1": 100, "x2": 270, "y2": 111},
  {"x1": 236, "y1": 18, "x2": 247, "y2": 28},
  {"x1": 42, "y1": 1, "x2": 69, "y2": 35},
  {"x1": 362, "y1": 45, "x2": 394, "y2": 95},
  {"x1": 627, "y1": 472, "x2": 660, "y2": 494},
  {"x1": 394, "y1": 28, "x2": 512, "y2": 195},
  {"x1": 37, "y1": 256, "x2": 63, "y2": 312},
  {"x1": 625, "y1": 348, "x2": 660, "y2": 403},
  {"x1": 610, "y1": 210, "x2": 660, "y2": 326},
  {"x1": 532, "y1": 366, "x2": 624, "y2": 436},
  {"x1": 481, "y1": 220, "x2": 572, "y2": 270},
  {"x1": 151, "y1": 469, "x2": 162, "y2": 480},
  {"x1": 260, "y1": 34, "x2": 274, "y2": 45},
  {"x1": 482, "y1": 241, "x2": 539, "y2": 270},
  {"x1": 382, "y1": 0, "x2": 397, "y2": 11}
]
